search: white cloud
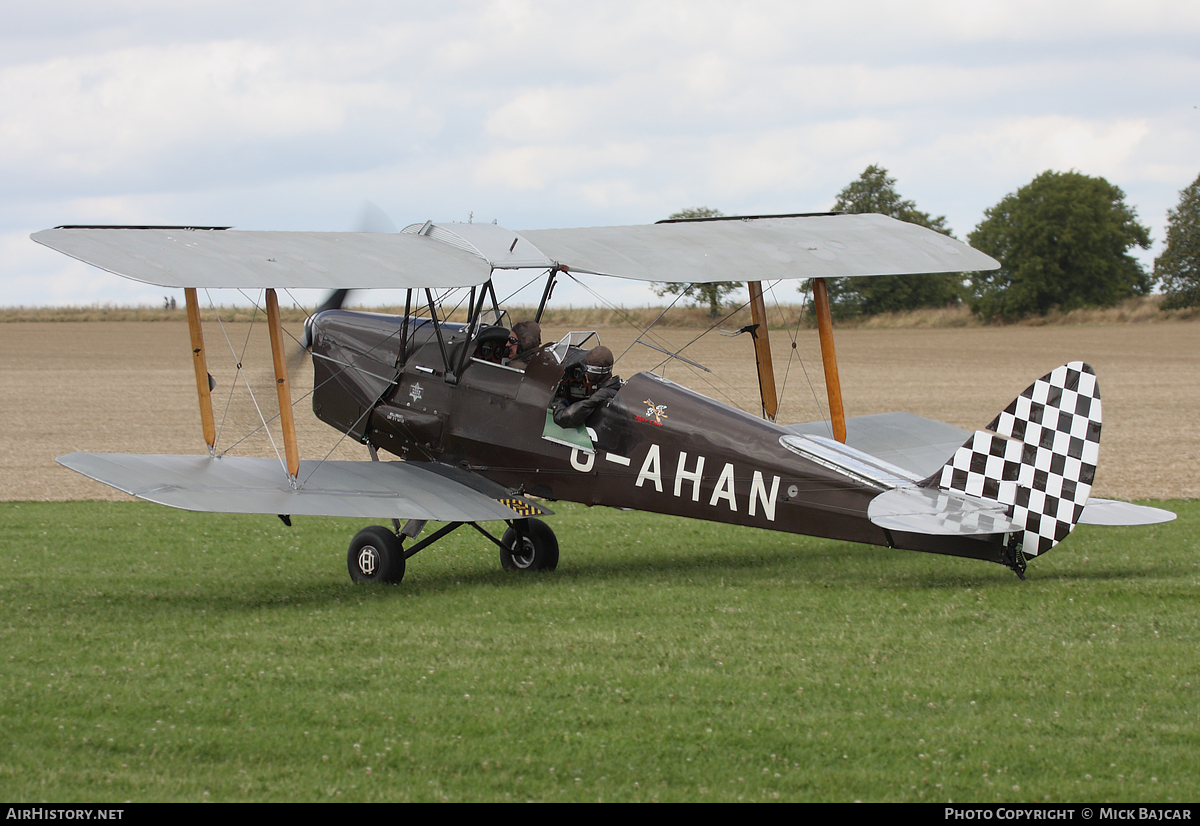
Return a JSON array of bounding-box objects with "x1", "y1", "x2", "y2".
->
[
  {"x1": 474, "y1": 142, "x2": 651, "y2": 191},
  {"x1": 3, "y1": 1, "x2": 1200, "y2": 304},
  {"x1": 912, "y1": 116, "x2": 1151, "y2": 188},
  {"x1": 0, "y1": 39, "x2": 420, "y2": 191}
]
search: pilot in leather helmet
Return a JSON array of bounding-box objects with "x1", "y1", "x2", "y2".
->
[{"x1": 552, "y1": 345, "x2": 621, "y2": 428}]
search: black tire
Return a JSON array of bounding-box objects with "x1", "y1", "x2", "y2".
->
[
  {"x1": 347, "y1": 526, "x2": 406, "y2": 584},
  {"x1": 499, "y1": 518, "x2": 559, "y2": 572}
]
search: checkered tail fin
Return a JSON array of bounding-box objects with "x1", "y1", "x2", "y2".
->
[{"x1": 931, "y1": 362, "x2": 1102, "y2": 557}]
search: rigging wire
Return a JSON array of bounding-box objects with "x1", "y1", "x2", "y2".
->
[
  {"x1": 553, "y1": 270, "x2": 796, "y2": 415},
  {"x1": 496, "y1": 269, "x2": 550, "y2": 307},
  {"x1": 206, "y1": 289, "x2": 259, "y2": 450},
  {"x1": 555, "y1": 272, "x2": 758, "y2": 410},
  {"x1": 559, "y1": 273, "x2": 695, "y2": 365},
  {"x1": 272, "y1": 288, "x2": 441, "y2": 484},
  {"x1": 203, "y1": 289, "x2": 288, "y2": 475},
  {"x1": 643, "y1": 293, "x2": 772, "y2": 411},
  {"x1": 558, "y1": 275, "x2": 747, "y2": 406},
  {"x1": 760, "y1": 278, "x2": 827, "y2": 428},
  {"x1": 194, "y1": 288, "x2": 445, "y2": 489},
  {"x1": 792, "y1": 279, "x2": 834, "y2": 437},
  {"x1": 614, "y1": 289, "x2": 689, "y2": 364}
]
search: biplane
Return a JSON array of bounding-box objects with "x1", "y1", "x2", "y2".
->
[{"x1": 32, "y1": 213, "x2": 1173, "y2": 583}]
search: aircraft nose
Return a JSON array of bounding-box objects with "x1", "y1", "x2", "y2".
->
[{"x1": 302, "y1": 289, "x2": 350, "y2": 349}]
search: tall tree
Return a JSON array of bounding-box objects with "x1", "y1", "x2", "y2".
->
[
  {"x1": 653, "y1": 207, "x2": 741, "y2": 317},
  {"x1": 816, "y1": 165, "x2": 962, "y2": 319},
  {"x1": 1156, "y1": 171, "x2": 1200, "y2": 309},
  {"x1": 967, "y1": 171, "x2": 1153, "y2": 321}
]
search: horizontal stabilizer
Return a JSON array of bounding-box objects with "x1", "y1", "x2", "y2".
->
[
  {"x1": 1078, "y1": 498, "x2": 1176, "y2": 526},
  {"x1": 785, "y1": 411, "x2": 969, "y2": 479},
  {"x1": 862, "y1": 363, "x2": 1175, "y2": 554},
  {"x1": 57, "y1": 453, "x2": 544, "y2": 521},
  {"x1": 779, "y1": 433, "x2": 923, "y2": 488},
  {"x1": 868, "y1": 486, "x2": 1017, "y2": 536}
]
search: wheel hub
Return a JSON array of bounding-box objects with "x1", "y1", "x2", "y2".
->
[
  {"x1": 511, "y1": 537, "x2": 536, "y2": 568},
  {"x1": 357, "y1": 545, "x2": 379, "y2": 577}
]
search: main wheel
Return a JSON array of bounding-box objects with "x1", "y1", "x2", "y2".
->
[
  {"x1": 347, "y1": 526, "x2": 406, "y2": 584},
  {"x1": 499, "y1": 518, "x2": 559, "y2": 572}
]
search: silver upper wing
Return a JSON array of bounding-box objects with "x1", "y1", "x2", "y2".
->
[
  {"x1": 519, "y1": 213, "x2": 999, "y2": 282},
  {"x1": 30, "y1": 227, "x2": 494, "y2": 290},
  {"x1": 33, "y1": 213, "x2": 999, "y2": 291}
]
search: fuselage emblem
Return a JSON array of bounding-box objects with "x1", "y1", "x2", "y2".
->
[
  {"x1": 637, "y1": 399, "x2": 668, "y2": 426},
  {"x1": 409, "y1": 383, "x2": 424, "y2": 403}
]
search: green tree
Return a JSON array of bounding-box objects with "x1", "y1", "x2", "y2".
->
[
  {"x1": 1156, "y1": 171, "x2": 1200, "y2": 309},
  {"x1": 967, "y1": 170, "x2": 1153, "y2": 321},
  {"x1": 816, "y1": 165, "x2": 963, "y2": 319},
  {"x1": 654, "y1": 207, "x2": 741, "y2": 317}
]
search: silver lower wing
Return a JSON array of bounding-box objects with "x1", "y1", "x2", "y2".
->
[{"x1": 57, "y1": 453, "x2": 543, "y2": 522}]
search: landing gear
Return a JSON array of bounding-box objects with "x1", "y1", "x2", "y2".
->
[
  {"x1": 347, "y1": 526, "x2": 406, "y2": 584},
  {"x1": 344, "y1": 517, "x2": 559, "y2": 584},
  {"x1": 499, "y1": 518, "x2": 559, "y2": 572},
  {"x1": 1003, "y1": 533, "x2": 1028, "y2": 581}
]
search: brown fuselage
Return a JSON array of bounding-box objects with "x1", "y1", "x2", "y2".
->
[{"x1": 310, "y1": 310, "x2": 1007, "y2": 565}]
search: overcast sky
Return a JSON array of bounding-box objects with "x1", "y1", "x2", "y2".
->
[{"x1": 3, "y1": 0, "x2": 1198, "y2": 309}]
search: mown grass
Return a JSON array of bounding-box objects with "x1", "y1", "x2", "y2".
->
[{"x1": 1, "y1": 500, "x2": 1197, "y2": 802}]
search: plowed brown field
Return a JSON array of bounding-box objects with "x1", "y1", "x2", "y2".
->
[{"x1": 2, "y1": 320, "x2": 1196, "y2": 501}]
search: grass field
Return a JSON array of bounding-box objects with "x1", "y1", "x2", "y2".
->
[
  {"x1": 3, "y1": 311, "x2": 1197, "y2": 801},
  {"x1": 2, "y1": 499, "x2": 1196, "y2": 803}
]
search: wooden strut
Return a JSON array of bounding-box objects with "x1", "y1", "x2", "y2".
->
[
  {"x1": 184, "y1": 288, "x2": 216, "y2": 454},
  {"x1": 265, "y1": 289, "x2": 301, "y2": 480},
  {"x1": 746, "y1": 281, "x2": 779, "y2": 422},
  {"x1": 812, "y1": 277, "x2": 847, "y2": 443}
]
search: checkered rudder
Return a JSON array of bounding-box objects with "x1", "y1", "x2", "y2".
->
[{"x1": 936, "y1": 362, "x2": 1102, "y2": 556}]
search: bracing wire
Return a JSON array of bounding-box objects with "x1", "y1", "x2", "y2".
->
[
  {"x1": 203, "y1": 289, "x2": 288, "y2": 475},
  {"x1": 273, "y1": 287, "x2": 442, "y2": 486},
  {"x1": 792, "y1": 279, "x2": 831, "y2": 431},
  {"x1": 497, "y1": 269, "x2": 549, "y2": 307},
  {"x1": 196, "y1": 289, "x2": 438, "y2": 488},
  {"x1": 760, "y1": 278, "x2": 827, "y2": 426}
]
